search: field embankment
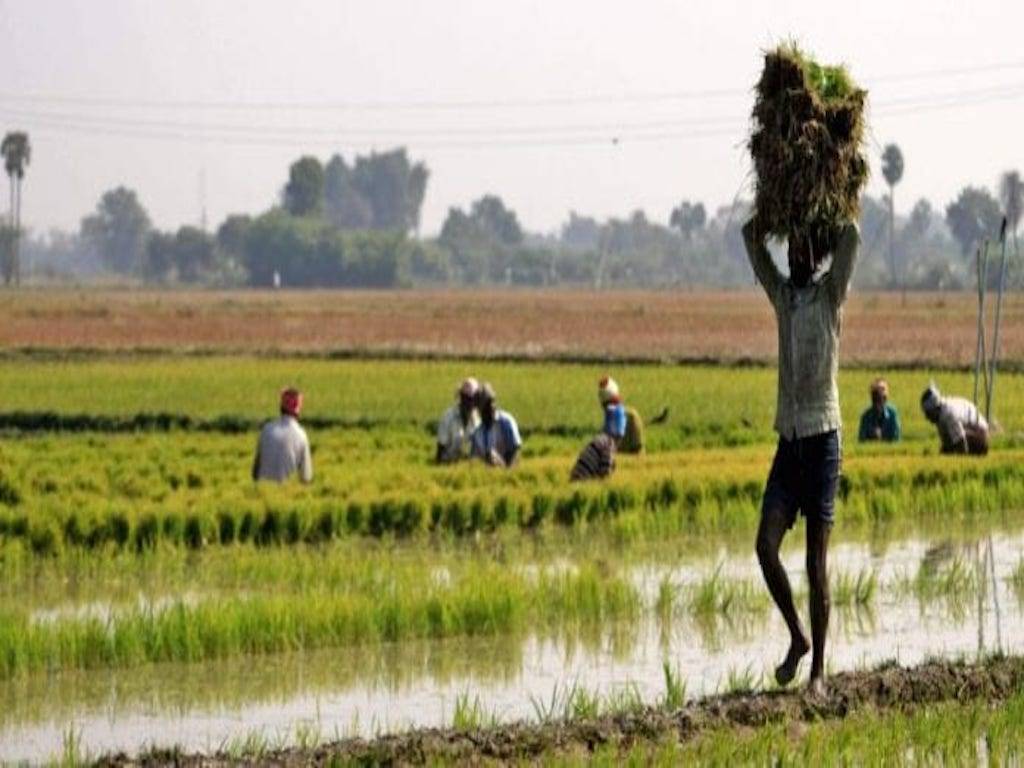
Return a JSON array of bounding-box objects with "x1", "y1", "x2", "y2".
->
[{"x1": 92, "y1": 655, "x2": 1024, "y2": 765}]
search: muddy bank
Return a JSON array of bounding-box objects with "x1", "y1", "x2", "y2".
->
[{"x1": 96, "y1": 655, "x2": 1024, "y2": 766}]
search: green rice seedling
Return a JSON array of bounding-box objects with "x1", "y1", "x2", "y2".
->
[
  {"x1": 655, "y1": 576, "x2": 678, "y2": 621},
  {"x1": 689, "y1": 566, "x2": 768, "y2": 619},
  {"x1": 530, "y1": 684, "x2": 564, "y2": 725},
  {"x1": 1010, "y1": 559, "x2": 1024, "y2": 606},
  {"x1": 722, "y1": 664, "x2": 760, "y2": 695},
  {"x1": 217, "y1": 511, "x2": 237, "y2": 546},
  {"x1": 832, "y1": 568, "x2": 878, "y2": 608},
  {"x1": 451, "y1": 691, "x2": 496, "y2": 731},
  {"x1": 662, "y1": 661, "x2": 686, "y2": 710},
  {"x1": 132, "y1": 514, "x2": 159, "y2": 552},
  {"x1": 59, "y1": 723, "x2": 87, "y2": 768},
  {"x1": 292, "y1": 720, "x2": 323, "y2": 751},
  {"x1": 0, "y1": 559, "x2": 640, "y2": 678},
  {"x1": 750, "y1": 43, "x2": 868, "y2": 253},
  {"x1": 565, "y1": 681, "x2": 601, "y2": 720},
  {"x1": 603, "y1": 682, "x2": 644, "y2": 716}
]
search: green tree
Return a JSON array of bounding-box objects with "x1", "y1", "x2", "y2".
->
[
  {"x1": 216, "y1": 214, "x2": 252, "y2": 261},
  {"x1": 144, "y1": 231, "x2": 176, "y2": 283},
  {"x1": 173, "y1": 226, "x2": 216, "y2": 283},
  {"x1": 1, "y1": 132, "x2": 31, "y2": 285},
  {"x1": 881, "y1": 143, "x2": 904, "y2": 289},
  {"x1": 351, "y1": 149, "x2": 429, "y2": 233},
  {"x1": 324, "y1": 155, "x2": 372, "y2": 229},
  {"x1": 945, "y1": 186, "x2": 1002, "y2": 258},
  {"x1": 669, "y1": 201, "x2": 706, "y2": 240},
  {"x1": 283, "y1": 156, "x2": 325, "y2": 217},
  {"x1": 80, "y1": 187, "x2": 152, "y2": 275},
  {"x1": 471, "y1": 195, "x2": 523, "y2": 245}
]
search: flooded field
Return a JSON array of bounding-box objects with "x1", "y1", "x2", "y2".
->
[{"x1": 5, "y1": 528, "x2": 1023, "y2": 762}]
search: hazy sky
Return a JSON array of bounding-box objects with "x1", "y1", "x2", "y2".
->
[{"x1": 2, "y1": 0, "x2": 1022, "y2": 237}]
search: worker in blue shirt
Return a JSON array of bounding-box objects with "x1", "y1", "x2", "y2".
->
[{"x1": 858, "y1": 378, "x2": 901, "y2": 442}]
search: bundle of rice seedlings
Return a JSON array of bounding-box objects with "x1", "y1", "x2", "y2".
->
[{"x1": 749, "y1": 43, "x2": 868, "y2": 267}]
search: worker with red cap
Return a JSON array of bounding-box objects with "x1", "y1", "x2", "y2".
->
[{"x1": 252, "y1": 387, "x2": 313, "y2": 483}]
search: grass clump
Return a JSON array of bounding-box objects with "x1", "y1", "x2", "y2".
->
[{"x1": 750, "y1": 42, "x2": 868, "y2": 262}]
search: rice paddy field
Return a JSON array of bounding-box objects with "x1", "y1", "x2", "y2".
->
[{"x1": 3, "y1": 290, "x2": 1024, "y2": 764}]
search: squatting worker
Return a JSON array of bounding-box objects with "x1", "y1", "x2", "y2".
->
[
  {"x1": 920, "y1": 384, "x2": 989, "y2": 455},
  {"x1": 858, "y1": 378, "x2": 901, "y2": 442},
  {"x1": 436, "y1": 377, "x2": 481, "y2": 463},
  {"x1": 570, "y1": 376, "x2": 626, "y2": 481},
  {"x1": 252, "y1": 387, "x2": 313, "y2": 483},
  {"x1": 744, "y1": 215, "x2": 859, "y2": 696},
  {"x1": 470, "y1": 382, "x2": 522, "y2": 468}
]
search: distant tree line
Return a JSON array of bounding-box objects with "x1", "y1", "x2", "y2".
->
[{"x1": 10, "y1": 138, "x2": 1024, "y2": 291}]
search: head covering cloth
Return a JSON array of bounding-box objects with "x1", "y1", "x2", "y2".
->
[{"x1": 280, "y1": 387, "x2": 303, "y2": 417}]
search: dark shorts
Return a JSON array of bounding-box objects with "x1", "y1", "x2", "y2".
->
[{"x1": 763, "y1": 430, "x2": 841, "y2": 528}]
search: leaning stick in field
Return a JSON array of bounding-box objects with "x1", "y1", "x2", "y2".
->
[
  {"x1": 987, "y1": 218, "x2": 1009, "y2": 423},
  {"x1": 973, "y1": 241, "x2": 989, "y2": 408}
]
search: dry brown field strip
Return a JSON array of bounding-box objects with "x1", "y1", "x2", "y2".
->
[{"x1": 1, "y1": 289, "x2": 1020, "y2": 367}]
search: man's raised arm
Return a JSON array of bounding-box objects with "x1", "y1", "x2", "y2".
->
[
  {"x1": 827, "y1": 222, "x2": 860, "y2": 306},
  {"x1": 743, "y1": 218, "x2": 782, "y2": 304}
]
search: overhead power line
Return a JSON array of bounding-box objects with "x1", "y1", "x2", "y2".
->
[
  {"x1": 1, "y1": 78, "x2": 1021, "y2": 151},
  {"x1": 1, "y1": 59, "x2": 1023, "y2": 113}
]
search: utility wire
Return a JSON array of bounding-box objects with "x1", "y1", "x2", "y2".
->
[{"x1": 1, "y1": 59, "x2": 1023, "y2": 113}]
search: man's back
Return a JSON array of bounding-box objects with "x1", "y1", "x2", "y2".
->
[
  {"x1": 938, "y1": 396, "x2": 988, "y2": 450},
  {"x1": 254, "y1": 415, "x2": 313, "y2": 483}
]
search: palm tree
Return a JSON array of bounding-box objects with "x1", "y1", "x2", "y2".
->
[
  {"x1": 1, "y1": 132, "x2": 31, "y2": 286},
  {"x1": 881, "y1": 143, "x2": 904, "y2": 292},
  {"x1": 999, "y1": 170, "x2": 1022, "y2": 251}
]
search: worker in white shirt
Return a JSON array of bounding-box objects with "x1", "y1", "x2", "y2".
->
[
  {"x1": 252, "y1": 387, "x2": 313, "y2": 483},
  {"x1": 436, "y1": 377, "x2": 481, "y2": 463},
  {"x1": 920, "y1": 384, "x2": 989, "y2": 456}
]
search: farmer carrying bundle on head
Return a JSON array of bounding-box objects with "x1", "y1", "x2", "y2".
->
[
  {"x1": 470, "y1": 382, "x2": 522, "y2": 468},
  {"x1": 436, "y1": 377, "x2": 481, "y2": 463},
  {"x1": 858, "y1": 378, "x2": 901, "y2": 442},
  {"x1": 252, "y1": 387, "x2": 313, "y2": 483},
  {"x1": 745, "y1": 44, "x2": 866, "y2": 697},
  {"x1": 920, "y1": 384, "x2": 989, "y2": 455}
]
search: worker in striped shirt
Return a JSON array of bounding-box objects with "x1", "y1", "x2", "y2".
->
[{"x1": 570, "y1": 377, "x2": 627, "y2": 481}]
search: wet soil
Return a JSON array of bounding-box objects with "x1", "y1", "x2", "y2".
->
[{"x1": 97, "y1": 655, "x2": 1024, "y2": 766}]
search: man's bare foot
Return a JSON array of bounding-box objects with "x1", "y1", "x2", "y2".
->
[
  {"x1": 806, "y1": 675, "x2": 827, "y2": 698},
  {"x1": 774, "y1": 635, "x2": 810, "y2": 686}
]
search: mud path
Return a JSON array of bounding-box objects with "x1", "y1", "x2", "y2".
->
[{"x1": 97, "y1": 655, "x2": 1024, "y2": 766}]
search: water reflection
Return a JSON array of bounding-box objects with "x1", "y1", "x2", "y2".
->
[{"x1": 4, "y1": 530, "x2": 1024, "y2": 762}]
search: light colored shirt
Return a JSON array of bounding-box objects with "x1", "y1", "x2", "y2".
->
[
  {"x1": 746, "y1": 224, "x2": 859, "y2": 439},
  {"x1": 437, "y1": 404, "x2": 480, "y2": 462},
  {"x1": 471, "y1": 410, "x2": 522, "y2": 465},
  {"x1": 936, "y1": 396, "x2": 988, "y2": 450},
  {"x1": 253, "y1": 415, "x2": 313, "y2": 483}
]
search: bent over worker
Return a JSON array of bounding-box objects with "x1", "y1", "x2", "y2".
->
[
  {"x1": 570, "y1": 376, "x2": 625, "y2": 481},
  {"x1": 252, "y1": 387, "x2": 313, "y2": 483},
  {"x1": 744, "y1": 216, "x2": 859, "y2": 696},
  {"x1": 920, "y1": 384, "x2": 989, "y2": 455}
]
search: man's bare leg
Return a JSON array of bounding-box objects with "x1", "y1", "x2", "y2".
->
[
  {"x1": 806, "y1": 516, "x2": 832, "y2": 695},
  {"x1": 756, "y1": 505, "x2": 809, "y2": 685}
]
